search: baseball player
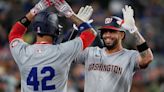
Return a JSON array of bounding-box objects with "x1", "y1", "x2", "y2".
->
[
  {"x1": 8, "y1": 0, "x2": 96, "y2": 91},
  {"x1": 75, "y1": 5, "x2": 154, "y2": 92}
]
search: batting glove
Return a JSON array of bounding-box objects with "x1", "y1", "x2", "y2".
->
[
  {"x1": 117, "y1": 5, "x2": 138, "y2": 34},
  {"x1": 73, "y1": 5, "x2": 94, "y2": 30},
  {"x1": 30, "y1": 0, "x2": 52, "y2": 16},
  {"x1": 52, "y1": 0, "x2": 74, "y2": 18},
  {"x1": 77, "y1": 5, "x2": 93, "y2": 22}
]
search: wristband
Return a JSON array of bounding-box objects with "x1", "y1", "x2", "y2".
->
[
  {"x1": 19, "y1": 16, "x2": 31, "y2": 27},
  {"x1": 137, "y1": 42, "x2": 149, "y2": 52},
  {"x1": 78, "y1": 22, "x2": 92, "y2": 33}
]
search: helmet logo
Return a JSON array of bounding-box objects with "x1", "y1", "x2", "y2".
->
[
  {"x1": 105, "y1": 18, "x2": 113, "y2": 24},
  {"x1": 37, "y1": 27, "x2": 41, "y2": 33}
]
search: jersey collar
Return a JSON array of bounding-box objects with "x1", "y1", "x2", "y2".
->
[
  {"x1": 35, "y1": 42, "x2": 52, "y2": 44},
  {"x1": 103, "y1": 47, "x2": 125, "y2": 56}
]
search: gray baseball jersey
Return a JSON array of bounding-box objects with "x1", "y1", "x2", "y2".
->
[
  {"x1": 75, "y1": 47, "x2": 140, "y2": 92},
  {"x1": 10, "y1": 37, "x2": 83, "y2": 92}
]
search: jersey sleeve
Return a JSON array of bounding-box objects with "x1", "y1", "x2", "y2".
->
[
  {"x1": 130, "y1": 50, "x2": 140, "y2": 72},
  {"x1": 58, "y1": 37, "x2": 83, "y2": 63},
  {"x1": 9, "y1": 39, "x2": 29, "y2": 66},
  {"x1": 9, "y1": 21, "x2": 29, "y2": 67},
  {"x1": 74, "y1": 48, "x2": 89, "y2": 64}
]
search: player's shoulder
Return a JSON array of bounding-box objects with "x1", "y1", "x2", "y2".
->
[
  {"x1": 58, "y1": 37, "x2": 82, "y2": 46},
  {"x1": 10, "y1": 38, "x2": 28, "y2": 48},
  {"x1": 123, "y1": 48, "x2": 139, "y2": 55},
  {"x1": 83, "y1": 46, "x2": 102, "y2": 54},
  {"x1": 85, "y1": 46, "x2": 101, "y2": 51}
]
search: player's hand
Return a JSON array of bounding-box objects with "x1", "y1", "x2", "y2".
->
[
  {"x1": 77, "y1": 6, "x2": 93, "y2": 22},
  {"x1": 117, "y1": 5, "x2": 138, "y2": 34},
  {"x1": 52, "y1": 0, "x2": 74, "y2": 18},
  {"x1": 30, "y1": 0, "x2": 53, "y2": 16},
  {"x1": 73, "y1": 5, "x2": 94, "y2": 30}
]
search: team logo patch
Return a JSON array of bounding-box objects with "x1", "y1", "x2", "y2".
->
[
  {"x1": 105, "y1": 18, "x2": 113, "y2": 24},
  {"x1": 95, "y1": 47, "x2": 101, "y2": 57},
  {"x1": 37, "y1": 27, "x2": 41, "y2": 33},
  {"x1": 11, "y1": 40, "x2": 19, "y2": 48}
]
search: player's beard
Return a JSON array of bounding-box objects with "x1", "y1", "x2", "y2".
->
[{"x1": 103, "y1": 38, "x2": 118, "y2": 50}]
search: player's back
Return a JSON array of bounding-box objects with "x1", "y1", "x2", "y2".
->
[
  {"x1": 10, "y1": 37, "x2": 83, "y2": 92},
  {"x1": 20, "y1": 44, "x2": 69, "y2": 92}
]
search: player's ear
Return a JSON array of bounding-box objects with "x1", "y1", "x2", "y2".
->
[{"x1": 120, "y1": 32, "x2": 125, "y2": 40}]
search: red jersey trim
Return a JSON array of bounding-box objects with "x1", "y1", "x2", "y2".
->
[{"x1": 35, "y1": 42, "x2": 52, "y2": 44}]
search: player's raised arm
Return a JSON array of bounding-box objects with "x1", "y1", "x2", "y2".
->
[
  {"x1": 8, "y1": 0, "x2": 53, "y2": 43},
  {"x1": 118, "y1": 5, "x2": 154, "y2": 68},
  {"x1": 52, "y1": 0, "x2": 97, "y2": 49}
]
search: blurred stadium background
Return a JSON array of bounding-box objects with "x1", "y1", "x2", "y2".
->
[{"x1": 0, "y1": 0, "x2": 164, "y2": 92}]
